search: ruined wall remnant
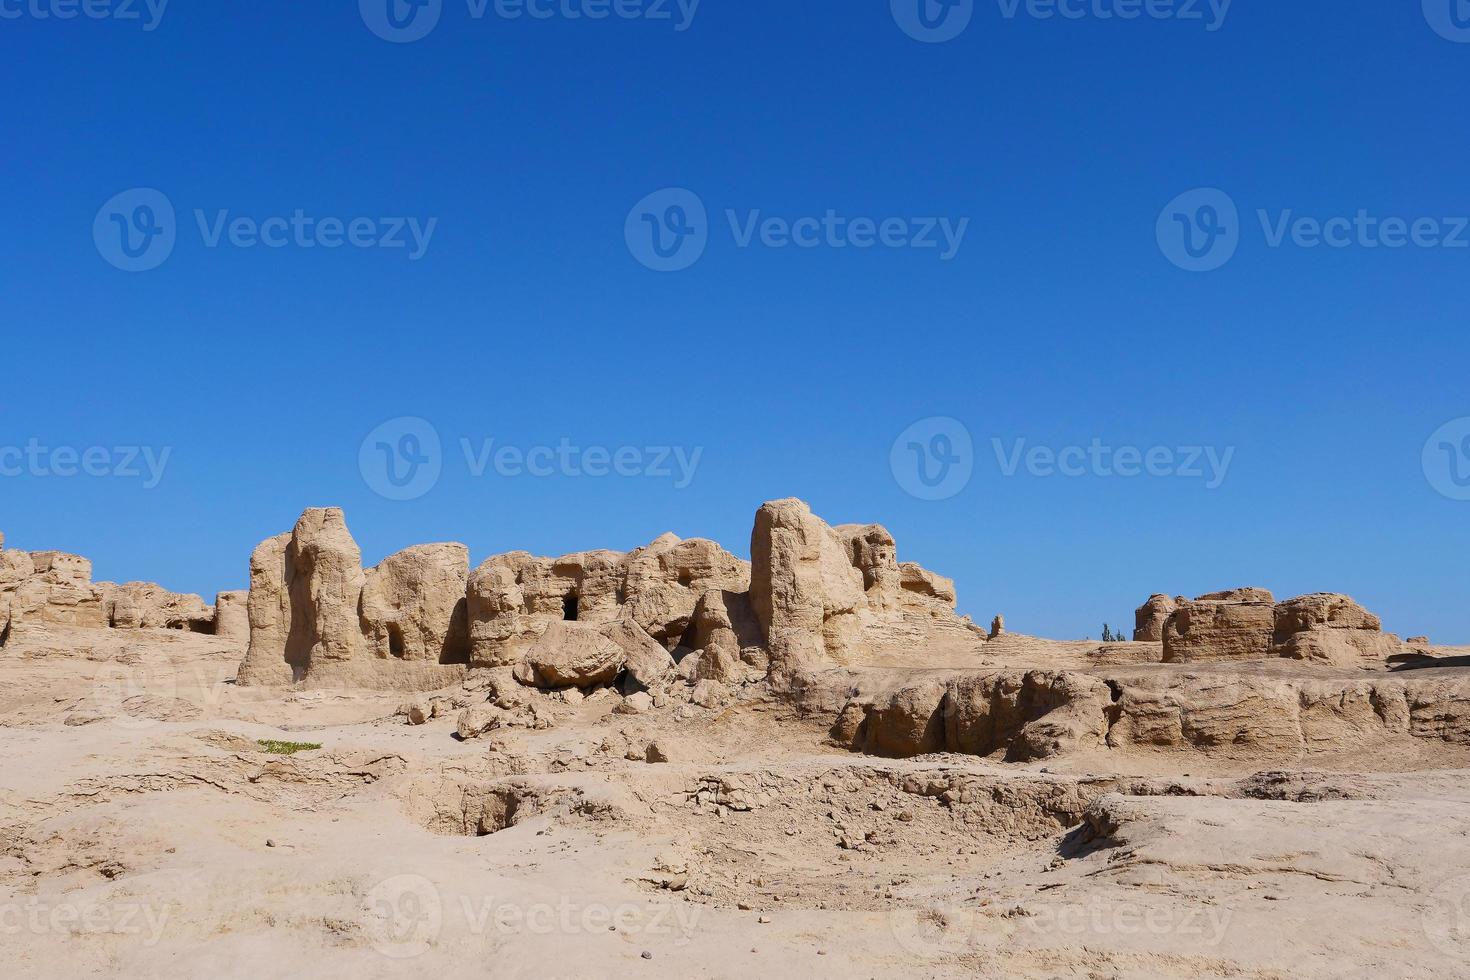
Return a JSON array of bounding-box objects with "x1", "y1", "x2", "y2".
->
[
  {"x1": 236, "y1": 498, "x2": 967, "y2": 691},
  {"x1": 0, "y1": 532, "x2": 226, "y2": 644}
]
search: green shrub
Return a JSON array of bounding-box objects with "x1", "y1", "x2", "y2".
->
[{"x1": 256, "y1": 739, "x2": 322, "y2": 755}]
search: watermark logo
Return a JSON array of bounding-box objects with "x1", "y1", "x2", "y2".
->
[
  {"x1": 891, "y1": 417, "x2": 975, "y2": 501},
  {"x1": 1160, "y1": 187, "x2": 1470, "y2": 271},
  {"x1": 94, "y1": 188, "x2": 176, "y2": 272},
  {"x1": 1157, "y1": 187, "x2": 1239, "y2": 272},
  {"x1": 363, "y1": 874, "x2": 442, "y2": 958},
  {"x1": 358, "y1": 419, "x2": 703, "y2": 498},
  {"x1": 94, "y1": 189, "x2": 437, "y2": 272},
  {"x1": 360, "y1": 875, "x2": 703, "y2": 958},
  {"x1": 1423, "y1": 418, "x2": 1470, "y2": 502},
  {"x1": 361, "y1": 0, "x2": 443, "y2": 42},
  {"x1": 360, "y1": 417, "x2": 444, "y2": 501},
  {"x1": 0, "y1": 0, "x2": 169, "y2": 30},
  {"x1": 892, "y1": 0, "x2": 974, "y2": 42},
  {"x1": 626, "y1": 188, "x2": 708, "y2": 272},
  {"x1": 1424, "y1": 0, "x2": 1470, "y2": 42}
]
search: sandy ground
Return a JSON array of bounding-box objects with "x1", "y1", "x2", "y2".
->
[{"x1": 4, "y1": 624, "x2": 1470, "y2": 978}]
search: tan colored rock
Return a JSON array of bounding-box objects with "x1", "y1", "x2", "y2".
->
[
  {"x1": 28, "y1": 551, "x2": 92, "y2": 585},
  {"x1": 624, "y1": 534, "x2": 750, "y2": 644},
  {"x1": 602, "y1": 619, "x2": 675, "y2": 689},
  {"x1": 837, "y1": 671, "x2": 1111, "y2": 761},
  {"x1": 1278, "y1": 630, "x2": 1400, "y2": 668},
  {"x1": 106, "y1": 582, "x2": 213, "y2": 632},
  {"x1": 214, "y1": 590, "x2": 249, "y2": 641},
  {"x1": 749, "y1": 498, "x2": 865, "y2": 676},
  {"x1": 615, "y1": 691, "x2": 653, "y2": 715},
  {"x1": 359, "y1": 543, "x2": 470, "y2": 665},
  {"x1": 1133, "y1": 594, "x2": 1177, "y2": 642},
  {"x1": 1268, "y1": 593, "x2": 1395, "y2": 667},
  {"x1": 846, "y1": 679, "x2": 949, "y2": 757},
  {"x1": 1162, "y1": 588, "x2": 1276, "y2": 663},
  {"x1": 466, "y1": 557, "x2": 535, "y2": 668},
  {"x1": 836, "y1": 524, "x2": 901, "y2": 612},
  {"x1": 517, "y1": 550, "x2": 627, "y2": 624},
  {"x1": 946, "y1": 671, "x2": 1111, "y2": 761},
  {"x1": 240, "y1": 510, "x2": 468, "y2": 690},
  {"x1": 456, "y1": 705, "x2": 503, "y2": 740},
  {"x1": 989, "y1": 615, "x2": 1005, "y2": 639},
  {"x1": 519, "y1": 620, "x2": 624, "y2": 688},
  {"x1": 286, "y1": 507, "x2": 365, "y2": 669},
  {"x1": 0, "y1": 549, "x2": 35, "y2": 588},
  {"x1": 1273, "y1": 593, "x2": 1382, "y2": 638},
  {"x1": 690, "y1": 679, "x2": 727, "y2": 709},
  {"x1": 466, "y1": 537, "x2": 736, "y2": 670},
  {"x1": 689, "y1": 589, "x2": 761, "y2": 683},
  {"x1": 898, "y1": 562, "x2": 957, "y2": 608},
  {"x1": 0, "y1": 548, "x2": 109, "y2": 631},
  {"x1": 8, "y1": 578, "x2": 110, "y2": 629},
  {"x1": 237, "y1": 533, "x2": 295, "y2": 686}
]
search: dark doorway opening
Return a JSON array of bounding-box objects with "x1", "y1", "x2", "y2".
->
[
  {"x1": 388, "y1": 623, "x2": 407, "y2": 659},
  {"x1": 563, "y1": 594, "x2": 579, "y2": 621}
]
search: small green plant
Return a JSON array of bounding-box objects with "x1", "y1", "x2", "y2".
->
[{"x1": 256, "y1": 739, "x2": 322, "y2": 756}]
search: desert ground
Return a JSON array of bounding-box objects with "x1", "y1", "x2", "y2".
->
[{"x1": 4, "y1": 502, "x2": 1470, "y2": 979}]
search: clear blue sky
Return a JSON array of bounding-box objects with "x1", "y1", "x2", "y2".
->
[{"x1": 4, "y1": 1, "x2": 1469, "y2": 641}]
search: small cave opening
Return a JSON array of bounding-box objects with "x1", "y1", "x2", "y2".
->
[
  {"x1": 562, "y1": 594, "x2": 579, "y2": 622},
  {"x1": 677, "y1": 570, "x2": 693, "y2": 588},
  {"x1": 388, "y1": 623, "x2": 407, "y2": 659}
]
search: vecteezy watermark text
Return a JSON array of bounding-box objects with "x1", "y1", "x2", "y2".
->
[
  {"x1": 0, "y1": 0, "x2": 168, "y2": 30},
  {"x1": 359, "y1": 417, "x2": 703, "y2": 500},
  {"x1": 0, "y1": 898, "x2": 170, "y2": 946},
  {"x1": 891, "y1": 898, "x2": 1232, "y2": 959},
  {"x1": 461, "y1": 438, "x2": 702, "y2": 488},
  {"x1": 360, "y1": 0, "x2": 699, "y2": 43},
  {"x1": 1158, "y1": 187, "x2": 1470, "y2": 272},
  {"x1": 194, "y1": 210, "x2": 436, "y2": 259},
  {"x1": 625, "y1": 188, "x2": 969, "y2": 272},
  {"x1": 891, "y1": 0, "x2": 1230, "y2": 43},
  {"x1": 0, "y1": 440, "x2": 171, "y2": 489},
  {"x1": 890, "y1": 417, "x2": 1235, "y2": 499},
  {"x1": 993, "y1": 437, "x2": 1234, "y2": 488},
  {"x1": 362, "y1": 874, "x2": 702, "y2": 959},
  {"x1": 94, "y1": 188, "x2": 437, "y2": 272}
]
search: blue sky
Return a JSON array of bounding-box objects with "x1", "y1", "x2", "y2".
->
[{"x1": 3, "y1": 1, "x2": 1469, "y2": 641}]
